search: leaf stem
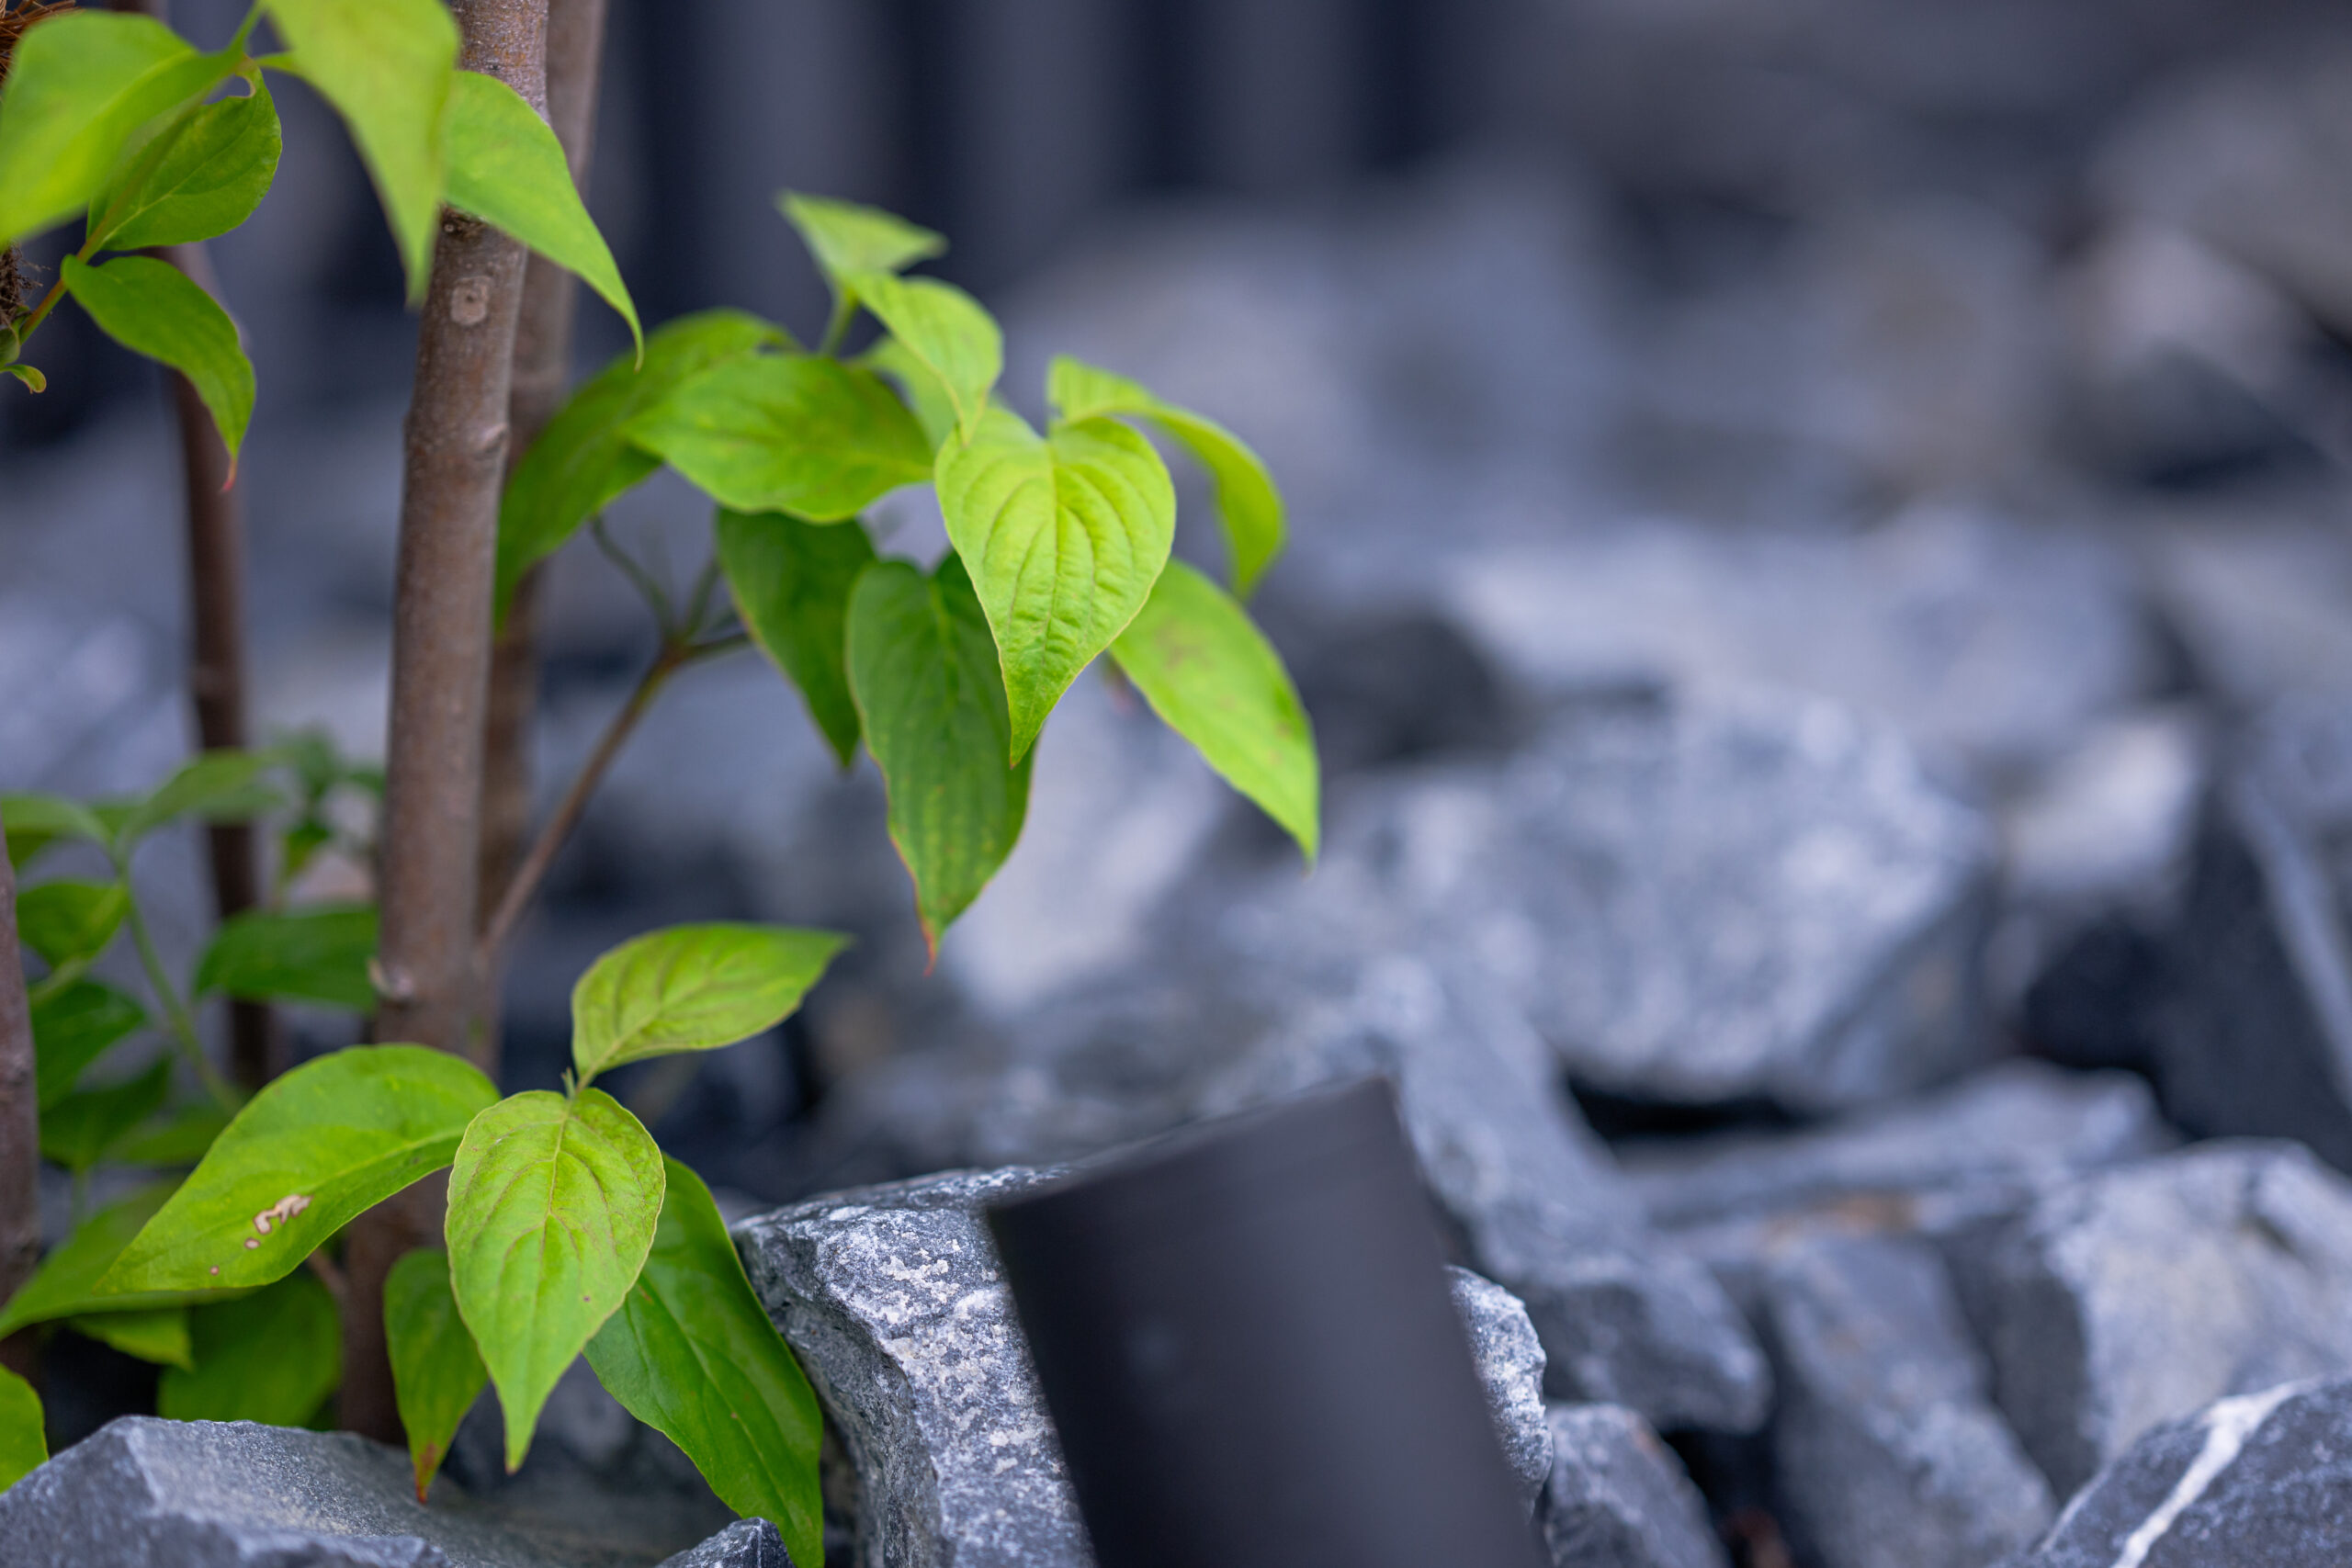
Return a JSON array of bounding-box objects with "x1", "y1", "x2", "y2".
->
[
  {"x1": 122, "y1": 886, "x2": 237, "y2": 1113},
  {"x1": 591, "y1": 515, "x2": 673, "y2": 634},
  {"x1": 818, "y1": 294, "x2": 854, "y2": 357}
]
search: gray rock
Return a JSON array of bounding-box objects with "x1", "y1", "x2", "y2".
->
[
  {"x1": 0, "y1": 1416, "x2": 711, "y2": 1568},
  {"x1": 1540, "y1": 1404, "x2": 1728, "y2": 1568},
  {"x1": 1762, "y1": 1234, "x2": 2053, "y2": 1568},
  {"x1": 1950, "y1": 1139, "x2": 2352, "y2": 1497},
  {"x1": 2003, "y1": 1375, "x2": 2352, "y2": 1568},
  {"x1": 1450, "y1": 1267, "x2": 1555, "y2": 1515},
  {"x1": 656, "y1": 1520, "x2": 791, "y2": 1568}
]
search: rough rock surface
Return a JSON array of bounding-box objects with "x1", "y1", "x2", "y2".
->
[
  {"x1": 656, "y1": 1520, "x2": 791, "y2": 1568},
  {"x1": 2001, "y1": 1376, "x2": 2352, "y2": 1568},
  {"x1": 1949, "y1": 1139, "x2": 2352, "y2": 1497},
  {"x1": 1540, "y1": 1404, "x2": 1728, "y2": 1568},
  {"x1": 1761, "y1": 1235, "x2": 2053, "y2": 1568},
  {"x1": 736, "y1": 1167, "x2": 1559, "y2": 1568},
  {"x1": 0, "y1": 1416, "x2": 764, "y2": 1568}
]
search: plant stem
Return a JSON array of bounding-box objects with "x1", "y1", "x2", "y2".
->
[
  {"x1": 122, "y1": 888, "x2": 236, "y2": 1112},
  {"x1": 347, "y1": 0, "x2": 549, "y2": 1450},
  {"x1": 0, "y1": 803, "x2": 42, "y2": 1376}
]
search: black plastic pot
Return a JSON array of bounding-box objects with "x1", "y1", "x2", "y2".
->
[{"x1": 986, "y1": 1076, "x2": 1546, "y2": 1568}]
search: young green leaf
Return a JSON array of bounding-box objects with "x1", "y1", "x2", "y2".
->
[
  {"x1": 2, "y1": 363, "x2": 44, "y2": 392},
  {"x1": 0, "y1": 1182, "x2": 205, "y2": 1337},
  {"x1": 99, "y1": 1045, "x2": 500, "y2": 1295},
  {"x1": 40, "y1": 1055, "x2": 172, "y2": 1174},
  {"x1": 1048, "y1": 355, "x2": 1286, "y2": 597},
  {"x1": 386, "y1": 1247, "x2": 488, "y2": 1501},
  {"x1": 0, "y1": 1364, "x2": 44, "y2": 1494},
  {"x1": 445, "y1": 1089, "x2": 663, "y2": 1471},
  {"x1": 0, "y1": 10, "x2": 230, "y2": 246},
  {"x1": 31, "y1": 979, "x2": 145, "y2": 1110},
  {"x1": 1112, "y1": 560, "x2": 1319, "y2": 860},
  {"x1": 116, "y1": 749, "x2": 280, "y2": 848},
  {"x1": 260, "y1": 0, "x2": 458, "y2": 302},
  {"x1": 862, "y1": 335, "x2": 958, "y2": 450},
  {"x1": 571, "y1": 923, "x2": 845, "y2": 1084},
  {"x1": 86, "y1": 78, "x2": 281, "y2": 253},
  {"x1": 777, "y1": 191, "x2": 944, "y2": 295},
  {"x1": 586, "y1": 1159, "x2": 822, "y2": 1565},
  {"x1": 68, "y1": 1306, "x2": 193, "y2": 1371},
  {"x1": 2, "y1": 792, "x2": 108, "y2": 870},
  {"x1": 497, "y1": 310, "x2": 786, "y2": 618},
  {"x1": 934, "y1": 406, "x2": 1177, "y2": 761},
  {"x1": 14, "y1": 879, "x2": 129, "y2": 969},
  {"x1": 715, "y1": 508, "x2": 876, "y2": 767},
  {"x1": 194, "y1": 905, "x2": 377, "y2": 1011},
  {"x1": 62, "y1": 256, "x2": 254, "y2": 468},
  {"x1": 847, "y1": 556, "x2": 1033, "y2": 953},
  {"x1": 442, "y1": 69, "x2": 639, "y2": 356},
  {"x1": 847, "y1": 270, "x2": 1000, "y2": 442},
  {"x1": 624, "y1": 355, "x2": 930, "y2": 520},
  {"x1": 160, "y1": 1271, "x2": 340, "y2": 1426}
]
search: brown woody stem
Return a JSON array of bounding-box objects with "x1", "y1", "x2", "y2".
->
[{"x1": 0, "y1": 803, "x2": 40, "y2": 1376}]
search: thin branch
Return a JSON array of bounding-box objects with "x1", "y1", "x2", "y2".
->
[
  {"x1": 0, "y1": 804, "x2": 43, "y2": 1350},
  {"x1": 592, "y1": 515, "x2": 674, "y2": 632},
  {"x1": 122, "y1": 886, "x2": 236, "y2": 1112}
]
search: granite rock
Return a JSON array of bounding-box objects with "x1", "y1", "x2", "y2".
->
[
  {"x1": 1950, "y1": 1139, "x2": 2352, "y2": 1497},
  {"x1": 1451, "y1": 1267, "x2": 1555, "y2": 1515},
  {"x1": 1539, "y1": 1404, "x2": 1727, "y2": 1568},
  {"x1": 656, "y1": 1520, "x2": 792, "y2": 1568},
  {"x1": 1762, "y1": 1235, "x2": 2053, "y2": 1568},
  {"x1": 2002, "y1": 1376, "x2": 2352, "y2": 1568}
]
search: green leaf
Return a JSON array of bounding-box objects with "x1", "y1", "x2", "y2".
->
[
  {"x1": 194, "y1": 905, "x2": 377, "y2": 1011},
  {"x1": 0, "y1": 1364, "x2": 44, "y2": 1494},
  {"x1": 99, "y1": 1045, "x2": 500, "y2": 1295},
  {"x1": 160, "y1": 1271, "x2": 340, "y2": 1426},
  {"x1": 386, "y1": 1247, "x2": 487, "y2": 1501},
  {"x1": 261, "y1": 0, "x2": 458, "y2": 303},
  {"x1": 2, "y1": 793, "x2": 107, "y2": 870},
  {"x1": 31, "y1": 980, "x2": 145, "y2": 1110},
  {"x1": 14, "y1": 879, "x2": 129, "y2": 969},
  {"x1": 497, "y1": 310, "x2": 786, "y2": 618},
  {"x1": 442, "y1": 69, "x2": 639, "y2": 356},
  {"x1": 40, "y1": 1055, "x2": 172, "y2": 1174},
  {"x1": 624, "y1": 355, "x2": 930, "y2": 521},
  {"x1": 846, "y1": 556, "x2": 1033, "y2": 952},
  {"x1": 117, "y1": 750, "x2": 279, "y2": 848},
  {"x1": 1112, "y1": 560, "x2": 1318, "y2": 860},
  {"x1": 715, "y1": 508, "x2": 875, "y2": 767},
  {"x1": 777, "y1": 190, "x2": 944, "y2": 295},
  {"x1": 0, "y1": 10, "x2": 231, "y2": 246},
  {"x1": 112, "y1": 1101, "x2": 233, "y2": 1168},
  {"x1": 62, "y1": 255, "x2": 253, "y2": 468},
  {"x1": 862, "y1": 335, "x2": 957, "y2": 450},
  {"x1": 2, "y1": 363, "x2": 44, "y2": 392},
  {"x1": 1049, "y1": 355, "x2": 1286, "y2": 597},
  {"x1": 848, "y1": 269, "x2": 999, "y2": 443},
  {"x1": 934, "y1": 406, "x2": 1177, "y2": 761},
  {"x1": 445, "y1": 1088, "x2": 664, "y2": 1472},
  {"x1": 87, "y1": 77, "x2": 281, "y2": 253},
  {"x1": 571, "y1": 924, "x2": 845, "y2": 1084},
  {"x1": 0, "y1": 1181, "x2": 212, "y2": 1337},
  {"x1": 68, "y1": 1306, "x2": 193, "y2": 1370},
  {"x1": 586, "y1": 1159, "x2": 822, "y2": 1564}
]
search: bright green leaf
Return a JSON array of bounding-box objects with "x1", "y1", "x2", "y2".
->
[
  {"x1": 194, "y1": 905, "x2": 377, "y2": 1011},
  {"x1": 862, "y1": 335, "x2": 957, "y2": 450},
  {"x1": 160, "y1": 1270, "x2": 340, "y2": 1426},
  {"x1": 715, "y1": 508, "x2": 875, "y2": 767},
  {"x1": 69, "y1": 1306, "x2": 193, "y2": 1370},
  {"x1": 625, "y1": 355, "x2": 930, "y2": 521},
  {"x1": 99, "y1": 1044, "x2": 500, "y2": 1295},
  {"x1": 112, "y1": 1101, "x2": 233, "y2": 1168},
  {"x1": 1049, "y1": 355, "x2": 1286, "y2": 597},
  {"x1": 87, "y1": 78, "x2": 281, "y2": 253},
  {"x1": 2, "y1": 363, "x2": 44, "y2": 392},
  {"x1": 847, "y1": 555, "x2": 1033, "y2": 953},
  {"x1": 0, "y1": 1364, "x2": 44, "y2": 1493},
  {"x1": 0, "y1": 10, "x2": 230, "y2": 246},
  {"x1": 497, "y1": 310, "x2": 786, "y2": 618},
  {"x1": 777, "y1": 190, "x2": 943, "y2": 295},
  {"x1": 1112, "y1": 560, "x2": 1319, "y2": 860},
  {"x1": 117, "y1": 749, "x2": 279, "y2": 848},
  {"x1": 849, "y1": 269, "x2": 999, "y2": 442},
  {"x1": 0, "y1": 1182, "x2": 213, "y2": 1337},
  {"x1": 40, "y1": 1055, "x2": 172, "y2": 1174},
  {"x1": 442, "y1": 69, "x2": 638, "y2": 356},
  {"x1": 445, "y1": 1088, "x2": 663, "y2": 1471},
  {"x1": 2, "y1": 793, "x2": 107, "y2": 871},
  {"x1": 571, "y1": 923, "x2": 845, "y2": 1084},
  {"x1": 62, "y1": 255, "x2": 253, "y2": 468},
  {"x1": 31, "y1": 979, "x2": 144, "y2": 1110},
  {"x1": 386, "y1": 1247, "x2": 487, "y2": 1502},
  {"x1": 586, "y1": 1159, "x2": 822, "y2": 1564},
  {"x1": 934, "y1": 406, "x2": 1177, "y2": 761},
  {"x1": 261, "y1": 0, "x2": 458, "y2": 302},
  {"x1": 14, "y1": 879, "x2": 128, "y2": 969}
]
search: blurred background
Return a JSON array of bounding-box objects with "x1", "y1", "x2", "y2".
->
[{"x1": 7, "y1": 0, "x2": 2352, "y2": 1194}]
